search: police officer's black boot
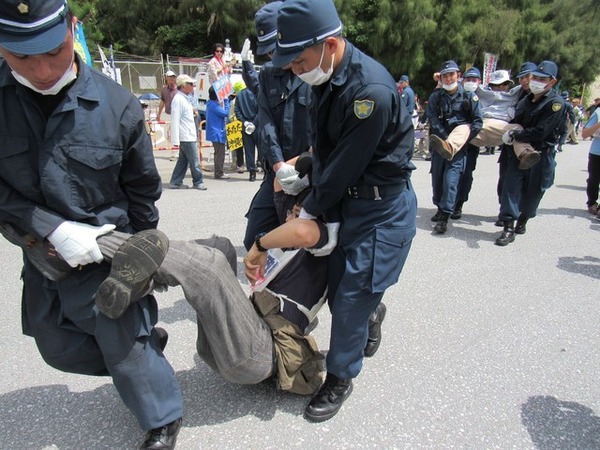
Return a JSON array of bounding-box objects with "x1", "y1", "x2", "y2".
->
[
  {"x1": 364, "y1": 302, "x2": 387, "y2": 357},
  {"x1": 249, "y1": 170, "x2": 256, "y2": 182},
  {"x1": 451, "y1": 201, "x2": 464, "y2": 220},
  {"x1": 495, "y1": 220, "x2": 515, "y2": 246},
  {"x1": 433, "y1": 212, "x2": 449, "y2": 234},
  {"x1": 304, "y1": 373, "x2": 353, "y2": 422},
  {"x1": 515, "y1": 214, "x2": 528, "y2": 234},
  {"x1": 430, "y1": 208, "x2": 443, "y2": 222}
]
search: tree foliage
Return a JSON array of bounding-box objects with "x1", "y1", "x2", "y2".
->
[{"x1": 70, "y1": 0, "x2": 600, "y2": 101}]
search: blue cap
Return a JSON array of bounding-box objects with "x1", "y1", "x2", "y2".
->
[
  {"x1": 439, "y1": 60, "x2": 459, "y2": 75},
  {"x1": 517, "y1": 61, "x2": 536, "y2": 79},
  {"x1": 0, "y1": 0, "x2": 70, "y2": 55},
  {"x1": 399, "y1": 75, "x2": 409, "y2": 82},
  {"x1": 254, "y1": 1, "x2": 282, "y2": 56},
  {"x1": 531, "y1": 60, "x2": 558, "y2": 79},
  {"x1": 272, "y1": 0, "x2": 343, "y2": 67},
  {"x1": 463, "y1": 67, "x2": 481, "y2": 79},
  {"x1": 561, "y1": 91, "x2": 569, "y2": 99}
]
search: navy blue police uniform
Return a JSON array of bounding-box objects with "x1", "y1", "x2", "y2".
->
[
  {"x1": 243, "y1": 62, "x2": 312, "y2": 249},
  {"x1": 291, "y1": 40, "x2": 417, "y2": 379},
  {"x1": 242, "y1": 1, "x2": 312, "y2": 250},
  {"x1": 0, "y1": 54, "x2": 183, "y2": 431},
  {"x1": 426, "y1": 75, "x2": 482, "y2": 215},
  {"x1": 499, "y1": 84, "x2": 564, "y2": 223}
]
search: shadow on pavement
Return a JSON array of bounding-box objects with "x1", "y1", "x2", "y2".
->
[
  {"x1": 521, "y1": 395, "x2": 600, "y2": 449},
  {"x1": 557, "y1": 256, "x2": 600, "y2": 280}
]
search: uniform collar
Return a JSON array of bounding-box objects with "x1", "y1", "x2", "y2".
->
[{"x1": 328, "y1": 39, "x2": 353, "y2": 88}]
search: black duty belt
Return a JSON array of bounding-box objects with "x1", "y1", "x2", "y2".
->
[{"x1": 346, "y1": 179, "x2": 408, "y2": 200}]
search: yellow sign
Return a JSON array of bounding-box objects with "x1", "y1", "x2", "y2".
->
[{"x1": 226, "y1": 120, "x2": 244, "y2": 151}]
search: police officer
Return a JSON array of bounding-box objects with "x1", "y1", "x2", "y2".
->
[
  {"x1": 496, "y1": 61, "x2": 564, "y2": 246},
  {"x1": 426, "y1": 61, "x2": 483, "y2": 233},
  {"x1": 243, "y1": 1, "x2": 313, "y2": 250},
  {"x1": 453, "y1": 67, "x2": 483, "y2": 220},
  {"x1": 398, "y1": 75, "x2": 416, "y2": 126},
  {"x1": 272, "y1": 0, "x2": 417, "y2": 422},
  {"x1": 0, "y1": 1, "x2": 182, "y2": 448},
  {"x1": 494, "y1": 61, "x2": 537, "y2": 226}
]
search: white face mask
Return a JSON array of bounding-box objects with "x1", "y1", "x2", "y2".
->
[
  {"x1": 11, "y1": 25, "x2": 77, "y2": 96},
  {"x1": 463, "y1": 81, "x2": 478, "y2": 92},
  {"x1": 529, "y1": 79, "x2": 549, "y2": 95},
  {"x1": 442, "y1": 82, "x2": 458, "y2": 91},
  {"x1": 297, "y1": 45, "x2": 334, "y2": 86}
]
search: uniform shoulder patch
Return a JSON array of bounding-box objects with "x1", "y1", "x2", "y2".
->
[
  {"x1": 354, "y1": 99, "x2": 375, "y2": 119},
  {"x1": 552, "y1": 102, "x2": 562, "y2": 112}
]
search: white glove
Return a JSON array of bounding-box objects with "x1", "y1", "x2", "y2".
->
[
  {"x1": 275, "y1": 162, "x2": 298, "y2": 183},
  {"x1": 298, "y1": 208, "x2": 316, "y2": 220},
  {"x1": 308, "y1": 222, "x2": 340, "y2": 257},
  {"x1": 281, "y1": 174, "x2": 310, "y2": 196},
  {"x1": 241, "y1": 38, "x2": 251, "y2": 61},
  {"x1": 48, "y1": 221, "x2": 116, "y2": 268},
  {"x1": 502, "y1": 130, "x2": 515, "y2": 145},
  {"x1": 244, "y1": 121, "x2": 256, "y2": 134}
]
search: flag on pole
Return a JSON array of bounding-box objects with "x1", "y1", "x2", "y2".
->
[
  {"x1": 73, "y1": 21, "x2": 92, "y2": 66},
  {"x1": 483, "y1": 52, "x2": 498, "y2": 88},
  {"x1": 98, "y1": 45, "x2": 121, "y2": 84}
]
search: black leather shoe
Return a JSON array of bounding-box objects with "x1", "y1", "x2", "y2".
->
[
  {"x1": 364, "y1": 302, "x2": 387, "y2": 357},
  {"x1": 249, "y1": 170, "x2": 256, "y2": 182},
  {"x1": 156, "y1": 327, "x2": 168, "y2": 352},
  {"x1": 494, "y1": 219, "x2": 503, "y2": 227},
  {"x1": 433, "y1": 219, "x2": 447, "y2": 234},
  {"x1": 430, "y1": 209, "x2": 443, "y2": 222},
  {"x1": 515, "y1": 217, "x2": 528, "y2": 234},
  {"x1": 304, "y1": 373, "x2": 353, "y2": 422},
  {"x1": 140, "y1": 417, "x2": 182, "y2": 449},
  {"x1": 451, "y1": 201, "x2": 463, "y2": 219},
  {"x1": 495, "y1": 229, "x2": 515, "y2": 246}
]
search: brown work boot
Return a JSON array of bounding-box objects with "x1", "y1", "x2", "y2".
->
[
  {"x1": 518, "y1": 149, "x2": 541, "y2": 170},
  {"x1": 429, "y1": 135, "x2": 454, "y2": 161},
  {"x1": 95, "y1": 229, "x2": 169, "y2": 319}
]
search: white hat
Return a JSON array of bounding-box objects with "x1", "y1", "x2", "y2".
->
[
  {"x1": 165, "y1": 70, "x2": 177, "y2": 77},
  {"x1": 489, "y1": 70, "x2": 513, "y2": 85},
  {"x1": 176, "y1": 74, "x2": 195, "y2": 87}
]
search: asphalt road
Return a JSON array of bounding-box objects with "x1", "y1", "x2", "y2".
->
[{"x1": 0, "y1": 141, "x2": 599, "y2": 450}]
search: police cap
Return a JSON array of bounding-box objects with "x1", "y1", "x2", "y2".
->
[
  {"x1": 254, "y1": 1, "x2": 282, "y2": 56},
  {"x1": 272, "y1": 0, "x2": 343, "y2": 68},
  {"x1": 0, "y1": 0, "x2": 70, "y2": 55}
]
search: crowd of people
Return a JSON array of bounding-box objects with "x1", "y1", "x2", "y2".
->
[
  {"x1": 0, "y1": 0, "x2": 598, "y2": 449},
  {"x1": 395, "y1": 57, "x2": 599, "y2": 243}
]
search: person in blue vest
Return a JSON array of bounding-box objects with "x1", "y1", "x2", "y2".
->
[
  {"x1": 426, "y1": 60, "x2": 483, "y2": 234},
  {"x1": 272, "y1": 0, "x2": 417, "y2": 422},
  {"x1": 495, "y1": 61, "x2": 564, "y2": 246}
]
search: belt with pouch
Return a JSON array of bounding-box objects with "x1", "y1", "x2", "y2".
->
[{"x1": 346, "y1": 179, "x2": 408, "y2": 200}]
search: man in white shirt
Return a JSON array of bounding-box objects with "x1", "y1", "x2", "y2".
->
[{"x1": 168, "y1": 75, "x2": 207, "y2": 190}]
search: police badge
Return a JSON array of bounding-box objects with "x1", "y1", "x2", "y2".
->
[{"x1": 354, "y1": 100, "x2": 374, "y2": 119}]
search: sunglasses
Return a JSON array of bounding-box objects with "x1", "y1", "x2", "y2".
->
[{"x1": 215, "y1": 50, "x2": 223, "y2": 53}]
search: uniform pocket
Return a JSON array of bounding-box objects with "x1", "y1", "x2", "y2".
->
[
  {"x1": 370, "y1": 224, "x2": 416, "y2": 293},
  {"x1": 66, "y1": 145, "x2": 122, "y2": 209}
]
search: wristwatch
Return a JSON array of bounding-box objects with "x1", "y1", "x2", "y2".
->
[{"x1": 254, "y1": 232, "x2": 267, "y2": 252}]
